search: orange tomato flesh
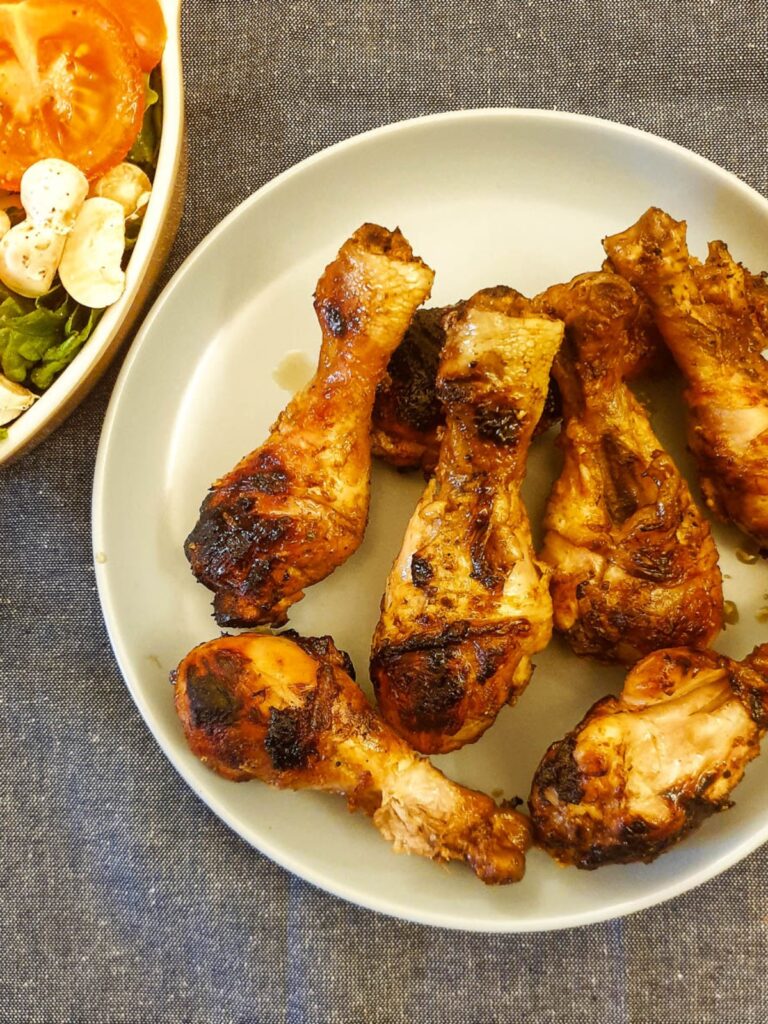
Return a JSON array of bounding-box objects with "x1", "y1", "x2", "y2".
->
[
  {"x1": 104, "y1": 0, "x2": 166, "y2": 73},
  {"x1": 0, "y1": 0, "x2": 145, "y2": 190}
]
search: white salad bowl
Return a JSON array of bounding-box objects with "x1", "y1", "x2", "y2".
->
[{"x1": 0, "y1": 0, "x2": 186, "y2": 467}]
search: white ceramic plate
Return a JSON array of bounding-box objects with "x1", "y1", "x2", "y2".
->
[
  {"x1": 0, "y1": 0, "x2": 185, "y2": 466},
  {"x1": 93, "y1": 109, "x2": 768, "y2": 932}
]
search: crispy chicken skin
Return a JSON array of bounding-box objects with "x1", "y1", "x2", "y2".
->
[
  {"x1": 173, "y1": 631, "x2": 532, "y2": 884},
  {"x1": 370, "y1": 288, "x2": 563, "y2": 753},
  {"x1": 536, "y1": 271, "x2": 723, "y2": 664},
  {"x1": 184, "y1": 225, "x2": 434, "y2": 627},
  {"x1": 604, "y1": 208, "x2": 768, "y2": 546},
  {"x1": 530, "y1": 643, "x2": 768, "y2": 868}
]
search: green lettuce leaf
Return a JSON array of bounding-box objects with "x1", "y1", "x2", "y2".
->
[
  {"x1": 30, "y1": 306, "x2": 100, "y2": 390},
  {"x1": 0, "y1": 286, "x2": 102, "y2": 390}
]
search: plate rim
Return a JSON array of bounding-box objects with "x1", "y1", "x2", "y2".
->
[{"x1": 93, "y1": 106, "x2": 768, "y2": 932}]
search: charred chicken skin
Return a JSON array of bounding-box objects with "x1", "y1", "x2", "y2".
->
[
  {"x1": 604, "y1": 207, "x2": 768, "y2": 546},
  {"x1": 371, "y1": 288, "x2": 563, "y2": 753},
  {"x1": 371, "y1": 306, "x2": 450, "y2": 473},
  {"x1": 173, "y1": 630, "x2": 532, "y2": 884},
  {"x1": 184, "y1": 224, "x2": 434, "y2": 627},
  {"x1": 530, "y1": 643, "x2": 768, "y2": 868},
  {"x1": 537, "y1": 271, "x2": 723, "y2": 664}
]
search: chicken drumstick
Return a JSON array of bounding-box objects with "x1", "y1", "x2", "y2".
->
[
  {"x1": 537, "y1": 270, "x2": 723, "y2": 663},
  {"x1": 174, "y1": 630, "x2": 532, "y2": 884},
  {"x1": 371, "y1": 288, "x2": 563, "y2": 753},
  {"x1": 185, "y1": 224, "x2": 435, "y2": 626},
  {"x1": 604, "y1": 207, "x2": 768, "y2": 547},
  {"x1": 530, "y1": 642, "x2": 768, "y2": 868}
]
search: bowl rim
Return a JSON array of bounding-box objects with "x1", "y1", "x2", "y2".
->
[
  {"x1": 0, "y1": 0, "x2": 185, "y2": 467},
  {"x1": 93, "y1": 106, "x2": 768, "y2": 932}
]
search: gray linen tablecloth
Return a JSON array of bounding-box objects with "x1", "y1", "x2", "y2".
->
[{"x1": 2, "y1": 2, "x2": 768, "y2": 1021}]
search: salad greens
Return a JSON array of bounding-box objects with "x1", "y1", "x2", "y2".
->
[{"x1": 0, "y1": 284, "x2": 101, "y2": 391}]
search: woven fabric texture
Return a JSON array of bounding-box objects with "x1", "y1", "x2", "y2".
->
[{"x1": 2, "y1": 1, "x2": 768, "y2": 1021}]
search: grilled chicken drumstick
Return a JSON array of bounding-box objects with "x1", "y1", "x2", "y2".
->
[
  {"x1": 174, "y1": 631, "x2": 532, "y2": 884},
  {"x1": 537, "y1": 271, "x2": 723, "y2": 663},
  {"x1": 371, "y1": 288, "x2": 563, "y2": 753},
  {"x1": 604, "y1": 207, "x2": 768, "y2": 547},
  {"x1": 185, "y1": 225, "x2": 434, "y2": 626},
  {"x1": 530, "y1": 643, "x2": 768, "y2": 868}
]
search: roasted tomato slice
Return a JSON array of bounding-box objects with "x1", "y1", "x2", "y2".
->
[
  {"x1": 0, "y1": 0, "x2": 145, "y2": 190},
  {"x1": 106, "y1": 0, "x2": 167, "y2": 72}
]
